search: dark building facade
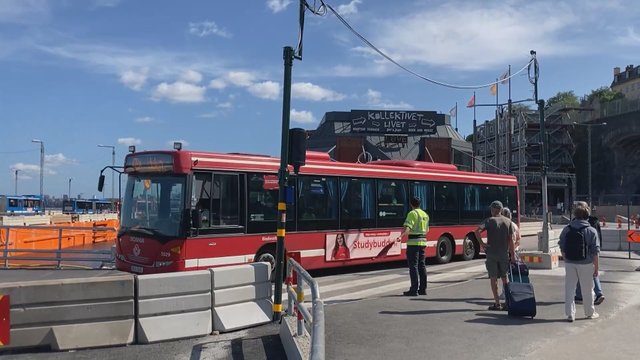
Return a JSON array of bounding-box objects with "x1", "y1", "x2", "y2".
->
[{"x1": 306, "y1": 109, "x2": 473, "y2": 170}]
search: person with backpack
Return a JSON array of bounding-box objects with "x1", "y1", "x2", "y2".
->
[
  {"x1": 573, "y1": 201, "x2": 605, "y2": 306},
  {"x1": 559, "y1": 203, "x2": 600, "y2": 322}
]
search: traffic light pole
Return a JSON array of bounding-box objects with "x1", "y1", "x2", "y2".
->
[{"x1": 273, "y1": 46, "x2": 295, "y2": 321}]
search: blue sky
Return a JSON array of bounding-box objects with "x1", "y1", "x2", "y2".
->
[{"x1": 1, "y1": 0, "x2": 639, "y2": 199}]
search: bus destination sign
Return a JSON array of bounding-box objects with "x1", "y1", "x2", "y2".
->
[
  {"x1": 349, "y1": 110, "x2": 444, "y2": 135},
  {"x1": 124, "y1": 154, "x2": 174, "y2": 173}
]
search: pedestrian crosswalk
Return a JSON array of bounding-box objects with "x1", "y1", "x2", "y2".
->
[{"x1": 278, "y1": 260, "x2": 488, "y2": 307}]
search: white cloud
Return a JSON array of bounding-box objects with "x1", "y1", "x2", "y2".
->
[
  {"x1": 248, "y1": 81, "x2": 280, "y2": 100},
  {"x1": 10, "y1": 163, "x2": 40, "y2": 176},
  {"x1": 179, "y1": 69, "x2": 203, "y2": 84},
  {"x1": 362, "y1": 2, "x2": 585, "y2": 71},
  {"x1": 168, "y1": 139, "x2": 190, "y2": 147},
  {"x1": 366, "y1": 89, "x2": 412, "y2": 109},
  {"x1": 217, "y1": 102, "x2": 232, "y2": 108},
  {"x1": 91, "y1": 0, "x2": 122, "y2": 8},
  {"x1": 0, "y1": 0, "x2": 49, "y2": 24},
  {"x1": 152, "y1": 81, "x2": 206, "y2": 103},
  {"x1": 267, "y1": 0, "x2": 292, "y2": 13},
  {"x1": 10, "y1": 153, "x2": 75, "y2": 177},
  {"x1": 135, "y1": 116, "x2": 154, "y2": 123},
  {"x1": 224, "y1": 71, "x2": 256, "y2": 87},
  {"x1": 118, "y1": 137, "x2": 141, "y2": 146},
  {"x1": 209, "y1": 78, "x2": 227, "y2": 89},
  {"x1": 337, "y1": 0, "x2": 362, "y2": 15},
  {"x1": 198, "y1": 112, "x2": 218, "y2": 119},
  {"x1": 120, "y1": 68, "x2": 148, "y2": 91},
  {"x1": 188, "y1": 21, "x2": 232, "y2": 38},
  {"x1": 290, "y1": 109, "x2": 316, "y2": 124},
  {"x1": 617, "y1": 26, "x2": 640, "y2": 45},
  {"x1": 292, "y1": 82, "x2": 346, "y2": 101}
]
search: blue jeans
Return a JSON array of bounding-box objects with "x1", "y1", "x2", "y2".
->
[
  {"x1": 406, "y1": 245, "x2": 427, "y2": 293},
  {"x1": 575, "y1": 276, "x2": 603, "y2": 299}
]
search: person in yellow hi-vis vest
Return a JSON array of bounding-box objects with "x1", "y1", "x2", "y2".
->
[{"x1": 396, "y1": 197, "x2": 430, "y2": 296}]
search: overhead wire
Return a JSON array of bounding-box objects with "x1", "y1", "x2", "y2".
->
[{"x1": 307, "y1": 0, "x2": 533, "y2": 90}]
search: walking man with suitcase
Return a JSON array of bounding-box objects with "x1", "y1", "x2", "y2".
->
[{"x1": 474, "y1": 200, "x2": 516, "y2": 310}]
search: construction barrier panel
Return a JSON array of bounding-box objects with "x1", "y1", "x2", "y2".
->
[
  {"x1": 135, "y1": 270, "x2": 212, "y2": 343},
  {"x1": 0, "y1": 270, "x2": 134, "y2": 351},
  {"x1": 211, "y1": 262, "x2": 273, "y2": 332}
]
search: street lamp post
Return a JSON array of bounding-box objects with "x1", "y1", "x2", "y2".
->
[
  {"x1": 68, "y1": 177, "x2": 73, "y2": 199},
  {"x1": 98, "y1": 144, "x2": 116, "y2": 200},
  {"x1": 31, "y1": 139, "x2": 44, "y2": 210},
  {"x1": 573, "y1": 122, "x2": 607, "y2": 207},
  {"x1": 15, "y1": 169, "x2": 20, "y2": 195}
]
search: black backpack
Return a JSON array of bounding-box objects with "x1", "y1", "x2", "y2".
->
[{"x1": 564, "y1": 225, "x2": 588, "y2": 261}]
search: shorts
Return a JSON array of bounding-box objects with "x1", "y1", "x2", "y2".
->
[{"x1": 485, "y1": 257, "x2": 510, "y2": 278}]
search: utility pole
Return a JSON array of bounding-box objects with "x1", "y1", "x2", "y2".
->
[
  {"x1": 98, "y1": 144, "x2": 116, "y2": 199},
  {"x1": 68, "y1": 178, "x2": 72, "y2": 200},
  {"x1": 32, "y1": 139, "x2": 45, "y2": 211},
  {"x1": 14, "y1": 169, "x2": 20, "y2": 195}
]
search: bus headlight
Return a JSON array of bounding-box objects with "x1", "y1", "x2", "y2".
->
[{"x1": 154, "y1": 261, "x2": 174, "y2": 267}]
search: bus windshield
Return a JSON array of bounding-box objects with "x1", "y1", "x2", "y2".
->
[{"x1": 120, "y1": 174, "x2": 186, "y2": 239}]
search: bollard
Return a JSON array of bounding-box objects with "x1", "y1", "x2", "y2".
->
[{"x1": 601, "y1": 216, "x2": 606, "y2": 228}]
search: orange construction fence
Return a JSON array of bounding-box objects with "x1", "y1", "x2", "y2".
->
[{"x1": 0, "y1": 219, "x2": 119, "y2": 254}]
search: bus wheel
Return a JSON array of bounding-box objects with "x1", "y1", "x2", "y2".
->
[
  {"x1": 255, "y1": 246, "x2": 285, "y2": 282},
  {"x1": 435, "y1": 236, "x2": 453, "y2": 264},
  {"x1": 461, "y1": 236, "x2": 476, "y2": 261}
]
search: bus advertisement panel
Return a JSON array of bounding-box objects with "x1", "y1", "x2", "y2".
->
[{"x1": 112, "y1": 150, "x2": 519, "y2": 275}]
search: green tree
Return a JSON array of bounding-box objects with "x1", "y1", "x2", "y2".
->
[
  {"x1": 587, "y1": 86, "x2": 624, "y2": 103},
  {"x1": 465, "y1": 134, "x2": 473, "y2": 142},
  {"x1": 545, "y1": 91, "x2": 579, "y2": 110}
]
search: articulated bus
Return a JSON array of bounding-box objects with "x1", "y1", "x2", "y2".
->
[
  {"x1": 113, "y1": 150, "x2": 519, "y2": 274},
  {"x1": 62, "y1": 199, "x2": 116, "y2": 214},
  {"x1": 0, "y1": 195, "x2": 43, "y2": 215}
]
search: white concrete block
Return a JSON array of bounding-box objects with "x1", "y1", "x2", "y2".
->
[
  {"x1": 213, "y1": 298, "x2": 273, "y2": 332},
  {"x1": 211, "y1": 263, "x2": 271, "y2": 289},
  {"x1": 212, "y1": 282, "x2": 272, "y2": 307},
  {"x1": 136, "y1": 310, "x2": 213, "y2": 344},
  {"x1": 137, "y1": 293, "x2": 211, "y2": 317},
  {"x1": 136, "y1": 270, "x2": 211, "y2": 297}
]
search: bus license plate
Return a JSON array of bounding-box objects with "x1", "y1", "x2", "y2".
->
[{"x1": 131, "y1": 265, "x2": 143, "y2": 273}]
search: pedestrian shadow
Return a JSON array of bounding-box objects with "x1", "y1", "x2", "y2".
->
[
  {"x1": 465, "y1": 312, "x2": 567, "y2": 325},
  {"x1": 411, "y1": 297, "x2": 497, "y2": 307}
]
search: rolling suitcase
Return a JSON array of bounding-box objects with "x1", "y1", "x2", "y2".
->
[
  {"x1": 505, "y1": 262, "x2": 536, "y2": 318},
  {"x1": 508, "y1": 254, "x2": 530, "y2": 283}
]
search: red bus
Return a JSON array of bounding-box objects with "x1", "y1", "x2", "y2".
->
[{"x1": 114, "y1": 150, "x2": 519, "y2": 274}]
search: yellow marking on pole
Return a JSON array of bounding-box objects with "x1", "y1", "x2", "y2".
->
[
  {"x1": 277, "y1": 229, "x2": 286, "y2": 237},
  {"x1": 297, "y1": 291, "x2": 304, "y2": 302},
  {"x1": 278, "y1": 202, "x2": 287, "y2": 210},
  {"x1": 273, "y1": 303, "x2": 283, "y2": 312}
]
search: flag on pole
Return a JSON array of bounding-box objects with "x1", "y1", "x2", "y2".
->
[
  {"x1": 449, "y1": 105, "x2": 457, "y2": 118},
  {"x1": 490, "y1": 83, "x2": 497, "y2": 96},
  {"x1": 500, "y1": 69, "x2": 510, "y2": 84},
  {"x1": 466, "y1": 94, "x2": 475, "y2": 108}
]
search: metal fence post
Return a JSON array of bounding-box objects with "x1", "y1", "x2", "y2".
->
[
  {"x1": 3, "y1": 228, "x2": 10, "y2": 269},
  {"x1": 296, "y1": 271, "x2": 305, "y2": 336},
  {"x1": 56, "y1": 228, "x2": 63, "y2": 269}
]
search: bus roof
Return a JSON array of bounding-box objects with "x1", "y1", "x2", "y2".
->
[{"x1": 126, "y1": 150, "x2": 518, "y2": 186}]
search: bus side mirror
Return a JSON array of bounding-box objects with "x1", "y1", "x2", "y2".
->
[
  {"x1": 191, "y1": 209, "x2": 202, "y2": 229},
  {"x1": 98, "y1": 175, "x2": 105, "y2": 192}
]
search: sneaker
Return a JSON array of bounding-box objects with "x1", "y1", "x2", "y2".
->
[
  {"x1": 567, "y1": 316, "x2": 574, "y2": 323},
  {"x1": 488, "y1": 303, "x2": 502, "y2": 311},
  {"x1": 574, "y1": 297, "x2": 583, "y2": 304},
  {"x1": 586, "y1": 312, "x2": 600, "y2": 319},
  {"x1": 594, "y1": 295, "x2": 605, "y2": 305},
  {"x1": 418, "y1": 290, "x2": 427, "y2": 296},
  {"x1": 403, "y1": 290, "x2": 418, "y2": 296}
]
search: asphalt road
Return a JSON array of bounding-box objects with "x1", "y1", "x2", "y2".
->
[{"x1": 2, "y1": 240, "x2": 640, "y2": 360}]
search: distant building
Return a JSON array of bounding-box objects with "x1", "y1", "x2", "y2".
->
[
  {"x1": 306, "y1": 109, "x2": 473, "y2": 171},
  {"x1": 611, "y1": 65, "x2": 640, "y2": 100}
]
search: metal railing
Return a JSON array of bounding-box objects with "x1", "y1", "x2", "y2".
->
[
  {"x1": 286, "y1": 257, "x2": 325, "y2": 360},
  {"x1": 1, "y1": 225, "x2": 116, "y2": 269}
]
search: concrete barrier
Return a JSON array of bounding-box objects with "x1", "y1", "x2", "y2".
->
[
  {"x1": 211, "y1": 262, "x2": 273, "y2": 332},
  {"x1": 135, "y1": 270, "x2": 212, "y2": 343},
  {"x1": 0, "y1": 270, "x2": 134, "y2": 351},
  {"x1": 601, "y1": 228, "x2": 640, "y2": 251}
]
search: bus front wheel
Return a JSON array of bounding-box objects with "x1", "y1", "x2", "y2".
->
[
  {"x1": 435, "y1": 236, "x2": 453, "y2": 264},
  {"x1": 461, "y1": 235, "x2": 476, "y2": 261},
  {"x1": 255, "y1": 246, "x2": 286, "y2": 282}
]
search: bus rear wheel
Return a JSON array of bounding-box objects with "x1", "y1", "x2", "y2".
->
[
  {"x1": 461, "y1": 235, "x2": 476, "y2": 261},
  {"x1": 435, "y1": 236, "x2": 453, "y2": 264},
  {"x1": 255, "y1": 246, "x2": 285, "y2": 282}
]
